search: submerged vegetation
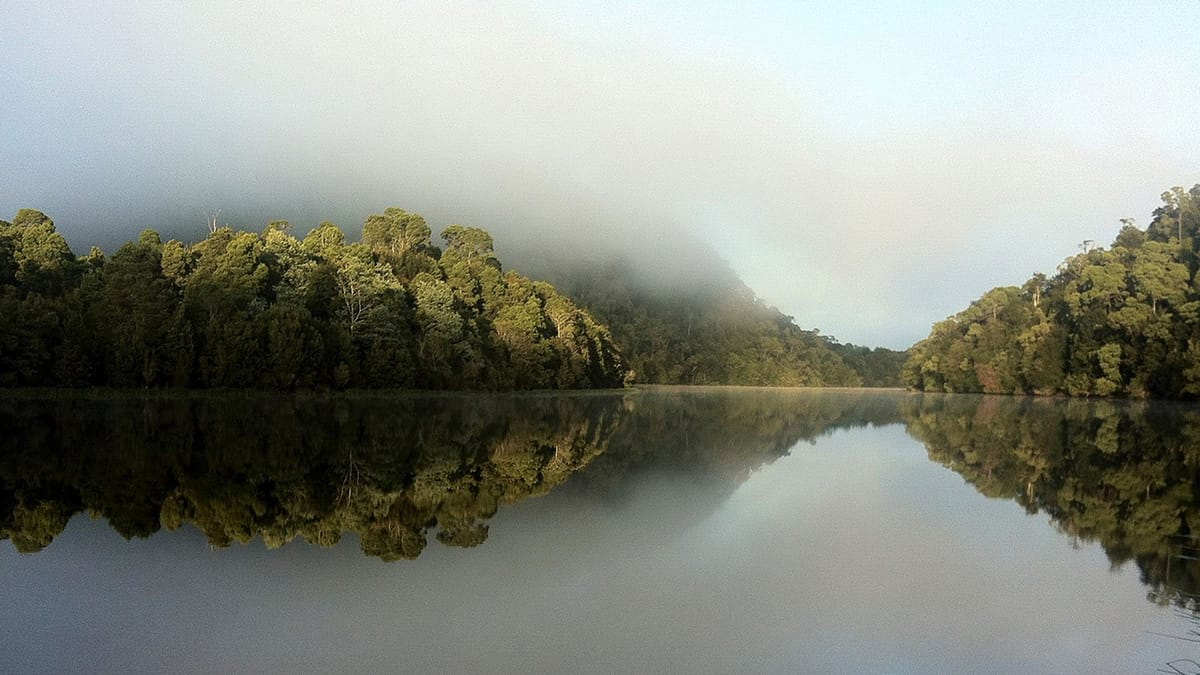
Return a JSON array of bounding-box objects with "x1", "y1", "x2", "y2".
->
[
  {"x1": 905, "y1": 185, "x2": 1200, "y2": 398},
  {"x1": 0, "y1": 208, "x2": 626, "y2": 389}
]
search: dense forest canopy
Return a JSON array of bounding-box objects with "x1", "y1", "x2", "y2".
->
[
  {"x1": 0, "y1": 208, "x2": 627, "y2": 390},
  {"x1": 904, "y1": 185, "x2": 1200, "y2": 399}
]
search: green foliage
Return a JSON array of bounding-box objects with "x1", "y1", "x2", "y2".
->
[
  {"x1": 0, "y1": 208, "x2": 629, "y2": 390},
  {"x1": 828, "y1": 342, "x2": 908, "y2": 387},
  {"x1": 97, "y1": 232, "x2": 179, "y2": 386},
  {"x1": 2, "y1": 209, "x2": 76, "y2": 298},
  {"x1": 528, "y1": 256, "x2": 889, "y2": 387},
  {"x1": 905, "y1": 184, "x2": 1200, "y2": 399},
  {"x1": 362, "y1": 208, "x2": 435, "y2": 282}
]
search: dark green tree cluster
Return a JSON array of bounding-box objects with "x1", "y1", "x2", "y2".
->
[
  {"x1": 904, "y1": 185, "x2": 1200, "y2": 398},
  {"x1": 903, "y1": 393, "x2": 1200, "y2": 609},
  {"x1": 827, "y1": 342, "x2": 908, "y2": 387},
  {"x1": 530, "y1": 256, "x2": 876, "y2": 387},
  {"x1": 0, "y1": 208, "x2": 627, "y2": 390}
]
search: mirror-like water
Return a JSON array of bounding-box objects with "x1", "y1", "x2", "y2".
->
[{"x1": 1, "y1": 388, "x2": 1198, "y2": 673}]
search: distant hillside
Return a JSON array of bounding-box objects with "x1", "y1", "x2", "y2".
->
[
  {"x1": 904, "y1": 184, "x2": 1200, "y2": 398},
  {"x1": 517, "y1": 236, "x2": 905, "y2": 387},
  {"x1": 827, "y1": 342, "x2": 907, "y2": 388}
]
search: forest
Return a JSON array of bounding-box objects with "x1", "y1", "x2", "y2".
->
[
  {"x1": 0, "y1": 207, "x2": 905, "y2": 391},
  {"x1": 525, "y1": 248, "x2": 906, "y2": 388},
  {"x1": 0, "y1": 208, "x2": 627, "y2": 389},
  {"x1": 904, "y1": 185, "x2": 1200, "y2": 399}
]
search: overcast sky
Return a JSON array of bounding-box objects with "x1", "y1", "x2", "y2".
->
[{"x1": 3, "y1": 1, "x2": 1199, "y2": 349}]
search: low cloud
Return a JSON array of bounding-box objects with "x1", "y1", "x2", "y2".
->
[{"x1": 2, "y1": 2, "x2": 1197, "y2": 347}]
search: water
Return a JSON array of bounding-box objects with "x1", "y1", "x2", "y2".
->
[{"x1": 1, "y1": 388, "x2": 1198, "y2": 673}]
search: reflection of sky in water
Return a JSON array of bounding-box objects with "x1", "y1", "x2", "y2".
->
[{"x1": 1, "y1": 423, "x2": 1194, "y2": 674}]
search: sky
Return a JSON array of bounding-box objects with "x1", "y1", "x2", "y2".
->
[{"x1": 2, "y1": 1, "x2": 1199, "y2": 349}]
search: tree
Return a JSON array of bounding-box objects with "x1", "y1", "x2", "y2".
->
[
  {"x1": 1129, "y1": 241, "x2": 1187, "y2": 318},
  {"x1": 98, "y1": 230, "x2": 179, "y2": 385},
  {"x1": 330, "y1": 243, "x2": 400, "y2": 335},
  {"x1": 302, "y1": 220, "x2": 346, "y2": 257},
  {"x1": 411, "y1": 273, "x2": 472, "y2": 386},
  {"x1": 4, "y1": 209, "x2": 75, "y2": 297},
  {"x1": 440, "y1": 225, "x2": 497, "y2": 264},
  {"x1": 363, "y1": 208, "x2": 431, "y2": 257}
]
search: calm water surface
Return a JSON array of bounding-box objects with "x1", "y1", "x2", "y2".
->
[{"x1": 1, "y1": 388, "x2": 1198, "y2": 673}]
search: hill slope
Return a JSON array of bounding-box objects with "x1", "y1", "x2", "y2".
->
[
  {"x1": 904, "y1": 184, "x2": 1200, "y2": 398},
  {"x1": 517, "y1": 236, "x2": 904, "y2": 387}
]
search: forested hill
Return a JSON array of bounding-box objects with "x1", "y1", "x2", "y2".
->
[
  {"x1": 904, "y1": 184, "x2": 1200, "y2": 398},
  {"x1": 0, "y1": 208, "x2": 627, "y2": 389},
  {"x1": 517, "y1": 242, "x2": 906, "y2": 388}
]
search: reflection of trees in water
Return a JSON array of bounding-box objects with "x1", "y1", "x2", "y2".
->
[
  {"x1": 10, "y1": 385, "x2": 1197, "y2": 595},
  {"x1": 574, "y1": 387, "x2": 906, "y2": 502},
  {"x1": 902, "y1": 393, "x2": 1200, "y2": 609},
  {"x1": 0, "y1": 393, "x2": 624, "y2": 561},
  {"x1": 0, "y1": 389, "x2": 908, "y2": 561}
]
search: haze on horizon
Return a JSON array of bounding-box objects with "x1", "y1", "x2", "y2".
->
[{"x1": 3, "y1": 1, "x2": 1198, "y2": 350}]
